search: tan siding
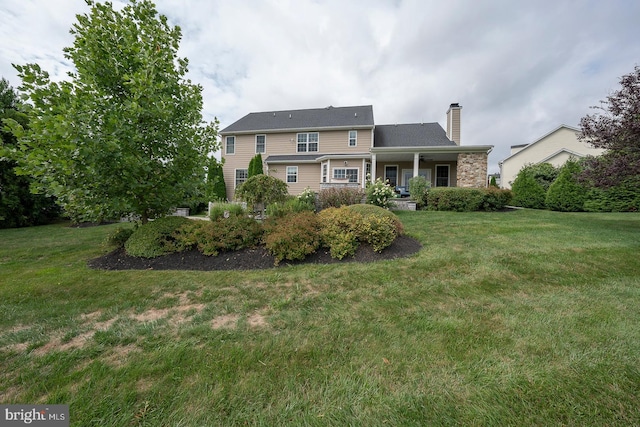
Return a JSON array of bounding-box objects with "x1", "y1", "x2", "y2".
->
[
  {"x1": 222, "y1": 128, "x2": 373, "y2": 198},
  {"x1": 500, "y1": 126, "x2": 605, "y2": 189}
]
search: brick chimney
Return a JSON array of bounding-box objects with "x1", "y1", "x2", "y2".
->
[{"x1": 446, "y1": 103, "x2": 461, "y2": 145}]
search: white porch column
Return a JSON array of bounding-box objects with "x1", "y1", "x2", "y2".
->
[
  {"x1": 371, "y1": 153, "x2": 377, "y2": 183},
  {"x1": 413, "y1": 153, "x2": 420, "y2": 177}
]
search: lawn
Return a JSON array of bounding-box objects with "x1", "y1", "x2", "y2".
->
[{"x1": 1, "y1": 210, "x2": 639, "y2": 426}]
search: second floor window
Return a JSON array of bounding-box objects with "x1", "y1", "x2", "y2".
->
[
  {"x1": 225, "y1": 136, "x2": 235, "y2": 155},
  {"x1": 348, "y1": 130, "x2": 357, "y2": 147},
  {"x1": 297, "y1": 132, "x2": 319, "y2": 152},
  {"x1": 256, "y1": 135, "x2": 266, "y2": 153}
]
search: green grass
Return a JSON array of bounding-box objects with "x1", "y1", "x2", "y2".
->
[{"x1": 1, "y1": 210, "x2": 639, "y2": 426}]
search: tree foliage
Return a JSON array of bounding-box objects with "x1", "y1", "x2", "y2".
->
[
  {"x1": 579, "y1": 65, "x2": 640, "y2": 188},
  {"x1": 511, "y1": 164, "x2": 548, "y2": 209},
  {"x1": 545, "y1": 159, "x2": 587, "y2": 212},
  {"x1": 0, "y1": 78, "x2": 60, "y2": 228},
  {"x1": 235, "y1": 174, "x2": 288, "y2": 213},
  {"x1": 248, "y1": 153, "x2": 264, "y2": 178},
  {"x1": 4, "y1": 0, "x2": 218, "y2": 223},
  {"x1": 205, "y1": 157, "x2": 227, "y2": 202}
]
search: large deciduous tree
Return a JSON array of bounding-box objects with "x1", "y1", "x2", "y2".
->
[
  {"x1": 579, "y1": 66, "x2": 640, "y2": 188},
  {"x1": 5, "y1": 0, "x2": 218, "y2": 223}
]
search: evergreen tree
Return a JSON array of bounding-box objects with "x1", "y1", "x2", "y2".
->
[{"x1": 545, "y1": 159, "x2": 587, "y2": 212}]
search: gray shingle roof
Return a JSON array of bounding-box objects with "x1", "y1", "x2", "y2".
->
[
  {"x1": 221, "y1": 105, "x2": 374, "y2": 134},
  {"x1": 374, "y1": 123, "x2": 456, "y2": 148},
  {"x1": 264, "y1": 154, "x2": 323, "y2": 163}
]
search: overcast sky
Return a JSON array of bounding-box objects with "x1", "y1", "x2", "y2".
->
[{"x1": 1, "y1": 0, "x2": 639, "y2": 173}]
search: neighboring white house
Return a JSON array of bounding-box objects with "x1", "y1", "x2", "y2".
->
[{"x1": 499, "y1": 125, "x2": 606, "y2": 189}]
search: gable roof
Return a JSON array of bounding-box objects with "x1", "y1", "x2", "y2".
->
[
  {"x1": 374, "y1": 123, "x2": 456, "y2": 148},
  {"x1": 221, "y1": 105, "x2": 374, "y2": 134},
  {"x1": 499, "y1": 124, "x2": 580, "y2": 165}
]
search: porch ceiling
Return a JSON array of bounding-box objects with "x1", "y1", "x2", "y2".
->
[{"x1": 374, "y1": 152, "x2": 459, "y2": 163}]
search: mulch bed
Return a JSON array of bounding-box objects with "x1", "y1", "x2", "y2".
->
[{"x1": 88, "y1": 235, "x2": 423, "y2": 271}]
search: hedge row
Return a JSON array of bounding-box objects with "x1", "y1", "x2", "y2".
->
[{"x1": 426, "y1": 187, "x2": 512, "y2": 212}]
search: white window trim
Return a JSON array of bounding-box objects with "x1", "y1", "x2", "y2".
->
[
  {"x1": 234, "y1": 168, "x2": 248, "y2": 188},
  {"x1": 225, "y1": 136, "x2": 236, "y2": 155},
  {"x1": 286, "y1": 166, "x2": 298, "y2": 183},
  {"x1": 348, "y1": 130, "x2": 357, "y2": 147},
  {"x1": 255, "y1": 134, "x2": 266, "y2": 154},
  {"x1": 332, "y1": 168, "x2": 359, "y2": 183},
  {"x1": 296, "y1": 132, "x2": 320, "y2": 153},
  {"x1": 435, "y1": 164, "x2": 450, "y2": 187}
]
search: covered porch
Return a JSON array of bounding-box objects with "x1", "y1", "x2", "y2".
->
[{"x1": 370, "y1": 146, "x2": 492, "y2": 189}]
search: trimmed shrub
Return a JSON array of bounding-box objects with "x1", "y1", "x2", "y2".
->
[
  {"x1": 346, "y1": 203, "x2": 404, "y2": 236},
  {"x1": 175, "y1": 215, "x2": 263, "y2": 256},
  {"x1": 266, "y1": 197, "x2": 314, "y2": 218},
  {"x1": 427, "y1": 188, "x2": 484, "y2": 212},
  {"x1": 263, "y1": 211, "x2": 321, "y2": 265},
  {"x1": 584, "y1": 177, "x2": 640, "y2": 212},
  {"x1": 317, "y1": 207, "x2": 363, "y2": 259},
  {"x1": 209, "y1": 202, "x2": 245, "y2": 220},
  {"x1": 511, "y1": 168, "x2": 547, "y2": 209},
  {"x1": 545, "y1": 160, "x2": 587, "y2": 212},
  {"x1": 318, "y1": 187, "x2": 364, "y2": 209},
  {"x1": 366, "y1": 178, "x2": 396, "y2": 209},
  {"x1": 408, "y1": 176, "x2": 430, "y2": 209},
  {"x1": 125, "y1": 216, "x2": 190, "y2": 258},
  {"x1": 358, "y1": 214, "x2": 398, "y2": 252},
  {"x1": 480, "y1": 187, "x2": 513, "y2": 211},
  {"x1": 104, "y1": 226, "x2": 134, "y2": 248}
]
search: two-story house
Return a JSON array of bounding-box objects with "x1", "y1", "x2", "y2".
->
[{"x1": 220, "y1": 103, "x2": 492, "y2": 200}]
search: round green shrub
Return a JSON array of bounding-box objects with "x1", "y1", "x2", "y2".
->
[
  {"x1": 263, "y1": 211, "x2": 321, "y2": 265},
  {"x1": 124, "y1": 216, "x2": 190, "y2": 258},
  {"x1": 345, "y1": 204, "x2": 404, "y2": 235},
  {"x1": 317, "y1": 207, "x2": 363, "y2": 259}
]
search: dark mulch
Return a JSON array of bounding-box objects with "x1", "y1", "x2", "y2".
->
[{"x1": 88, "y1": 235, "x2": 423, "y2": 271}]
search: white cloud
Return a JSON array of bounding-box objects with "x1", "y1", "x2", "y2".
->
[{"x1": 2, "y1": 0, "x2": 639, "y2": 172}]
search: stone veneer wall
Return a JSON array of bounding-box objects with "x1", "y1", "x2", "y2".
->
[{"x1": 456, "y1": 152, "x2": 488, "y2": 188}]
